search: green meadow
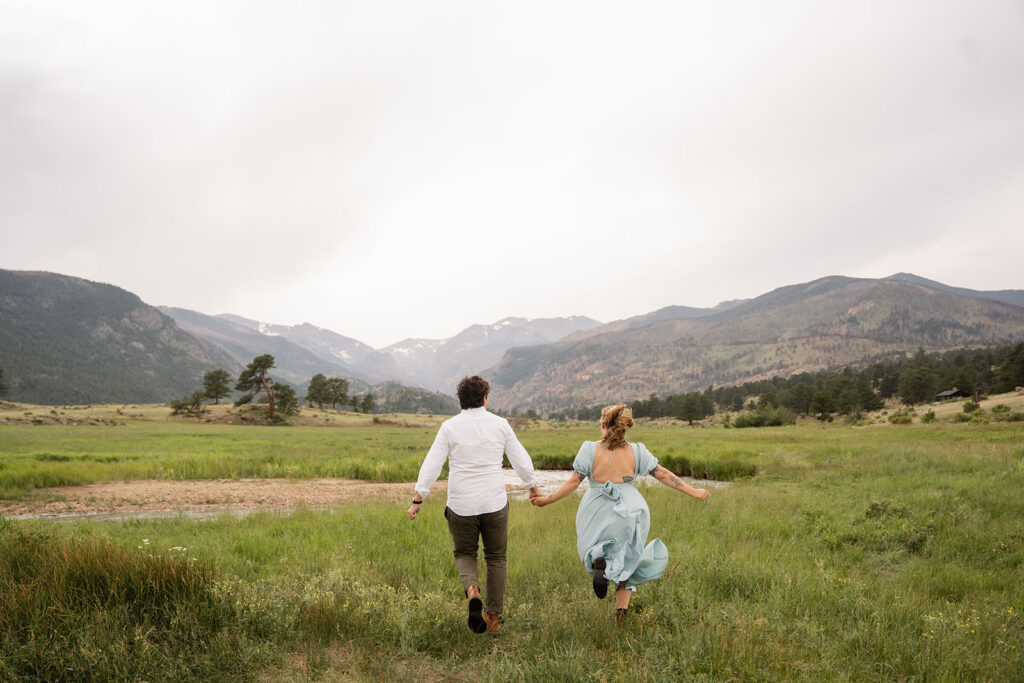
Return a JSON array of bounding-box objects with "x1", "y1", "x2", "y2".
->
[
  {"x1": 2, "y1": 416, "x2": 1023, "y2": 680},
  {"x1": 0, "y1": 415, "x2": 755, "y2": 501}
]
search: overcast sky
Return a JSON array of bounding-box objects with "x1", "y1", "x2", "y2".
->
[{"x1": 2, "y1": 1, "x2": 1023, "y2": 348}]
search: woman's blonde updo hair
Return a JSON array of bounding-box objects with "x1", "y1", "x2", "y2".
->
[{"x1": 600, "y1": 403, "x2": 634, "y2": 450}]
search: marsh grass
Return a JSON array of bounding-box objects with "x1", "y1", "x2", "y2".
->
[
  {"x1": 0, "y1": 420, "x2": 765, "y2": 501},
  {"x1": 0, "y1": 422, "x2": 445, "y2": 499},
  {"x1": 2, "y1": 423, "x2": 1023, "y2": 680}
]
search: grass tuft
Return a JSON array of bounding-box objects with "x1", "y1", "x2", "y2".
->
[{"x1": 0, "y1": 522, "x2": 275, "y2": 680}]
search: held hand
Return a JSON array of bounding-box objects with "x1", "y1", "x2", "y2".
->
[
  {"x1": 528, "y1": 485, "x2": 541, "y2": 500},
  {"x1": 693, "y1": 488, "x2": 710, "y2": 501},
  {"x1": 531, "y1": 495, "x2": 550, "y2": 507},
  {"x1": 407, "y1": 503, "x2": 420, "y2": 520}
]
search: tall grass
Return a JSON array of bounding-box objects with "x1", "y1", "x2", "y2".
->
[{"x1": 0, "y1": 519, "x2": 278, "y2": 680}]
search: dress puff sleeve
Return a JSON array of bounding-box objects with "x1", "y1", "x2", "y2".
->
[
  {"x1": 634, "y1": 442, "x2": 660, "y2": 475},
  {"x1": 572, "y1": 441, "x2": 595, "y2": 478}
]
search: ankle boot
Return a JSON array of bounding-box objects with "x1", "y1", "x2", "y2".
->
[{"x1": 466, "y1": 585, "x2": 486, "y2": 634}]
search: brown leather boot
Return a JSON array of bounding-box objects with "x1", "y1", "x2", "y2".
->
[
  {"x1": 466, "y1": 585, "x2": 486, "y2": 633},
  {"x1": 485, "y1": 612, "x2": 501, "y2": 635}
]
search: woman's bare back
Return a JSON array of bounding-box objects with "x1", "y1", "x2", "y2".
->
[{"x1": 591, "y1": 443, "x2": 635, "y2": 484}]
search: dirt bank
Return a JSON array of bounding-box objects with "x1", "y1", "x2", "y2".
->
[
  {"x1": 2, "y1": 478, "x2": 445, "y2": 518},
  {"x1": 2, "y1": 470, "x2": 729, "y2": 520}
]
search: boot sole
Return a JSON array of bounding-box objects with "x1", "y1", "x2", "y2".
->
[
  {"x1": 467, "y1": 596, "x2": 486, "y2": 633},
  {"x1": 592, "y1": 557, "x2": 608, "y2": 599}
]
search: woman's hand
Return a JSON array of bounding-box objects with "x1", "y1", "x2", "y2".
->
[{"x1": 532, "y1": 471, "x2": 582, "y2": 508}]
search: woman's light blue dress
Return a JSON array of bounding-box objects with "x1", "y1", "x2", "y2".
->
[{"x1": 573, "y1": 441, "x2": 668, "y2": 588}]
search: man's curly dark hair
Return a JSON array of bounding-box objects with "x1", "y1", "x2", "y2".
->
[{"x1": 456, "y1": 375, "x2": 490, "y2": 409}]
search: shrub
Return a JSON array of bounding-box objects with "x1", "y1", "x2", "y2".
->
[
  {"x1": 962, "y1": 399, "x2": 980, "y2": 413},
  {"x1": 990, "y1": 404, "x2": 1012, "y2": 421},
  {"x1": 888, "y1": 410, "x2": 913, "y2": 424},
  {"x1": 733, "y1": 405, "x2": 795, "y2": 428},
  {"x1": 169, "y1": 391, "x2": 206, "y2": 417},
  {"x1": 732, "y1": 412, "x2": 763, "y2": 428},
  {"x1": 921, "y1": 409, "x2": 937, "y2": 423}
]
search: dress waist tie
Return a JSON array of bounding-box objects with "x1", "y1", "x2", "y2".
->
[{"x1": 595, "y1": 480, "x2": 630, "y2": 519}]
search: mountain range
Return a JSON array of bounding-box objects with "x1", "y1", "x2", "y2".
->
[
  {"x1": 156, "y1": 307, "x2": 603, "y2": 395},
  {"x1": 486, "y1": 274, "x2": 1024, "y2": 411},
  {"x1": 1, "y1": 268, "x2": 1023, "y2": 411}
]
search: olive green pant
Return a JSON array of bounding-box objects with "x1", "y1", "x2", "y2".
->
[{"x1": 444, "y1": 503, "x2": 509, "y2": 614}]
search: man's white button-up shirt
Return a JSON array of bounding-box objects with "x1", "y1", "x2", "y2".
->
[{"x1": 415, "y1": 407, "x2": 536, "y2": 516}]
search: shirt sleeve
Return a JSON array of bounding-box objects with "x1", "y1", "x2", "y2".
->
[
  {"x1": 503, "y1": 420, "x2": 536, "y2": 488},
  {"x1": 415, "y1": 423, "x2": 450, "y2": 498},
  {"x1": 635, "y1": 442, "x2": 660, "y2": 475},
  {"x1": 572, "y1": 442, "x2": 593, "y2": 477}
]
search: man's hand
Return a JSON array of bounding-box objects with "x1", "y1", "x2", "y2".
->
[
  {"x1": 407, "y1": 501, "x2": 422, "y2": 520},
  {"x1": 528, "y1": 485, "x2": 541, "y2": 500},
  {"x1": 693, "y1": 488, "x2": 710, "y2": 501}
]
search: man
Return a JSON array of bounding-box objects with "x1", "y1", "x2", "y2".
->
[{"x1": 408, "y1": 375, "x2": 539, "y2": 635}]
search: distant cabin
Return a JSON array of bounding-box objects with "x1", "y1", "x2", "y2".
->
[{"x1": 935, "y1": 389, "x2": 970, "y2": 401}]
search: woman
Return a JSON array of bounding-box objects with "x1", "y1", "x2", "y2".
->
[{"x1": 531, "y1": 404, "x2": 710, "y2": 622}]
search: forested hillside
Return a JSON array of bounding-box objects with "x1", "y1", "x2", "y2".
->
[
  {"x1": 367, "y1": 381, "x2": 459, "y2": 415},
  {"x1": 552, "y1": 343, "x2": 1024, "y2": 422},
  {"x1": 488, "y1": 276, "x2": 1024, "y2": 412},
  {"x1": 0, "y1": 270, "x2": 235, "y2": 404}
]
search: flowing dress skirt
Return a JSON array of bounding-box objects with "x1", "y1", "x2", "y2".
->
[{"x1": 575, "y1": 479, "x2": 668, "y2": 588}]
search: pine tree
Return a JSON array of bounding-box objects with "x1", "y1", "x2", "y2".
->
[
  {"x1": 306, "y1": 373, "x2": 328, "y2": 408},
  {"x1": 326, "y1": 377, "x2": 349, "y2": 410},
  {"x1": 202, "y1": 369, "x2": 233, "y2": 404},
  {"x1": 274, "y1": 382, "x2": 300, "y2": 417},
  {"x1": 235, "y1": 354, "x2": 277, "y2": 418}
]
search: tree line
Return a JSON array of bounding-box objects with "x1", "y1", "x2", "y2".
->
[
  {"x1": 305, "y1": 373, "x2": 375, "y2": 413},
  {"x1": 170, "y1": 355, "x2": 374, "y2": 420},
  {"x1": 550, "y1": 342, "x2": 1024, "y2": 423}
]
